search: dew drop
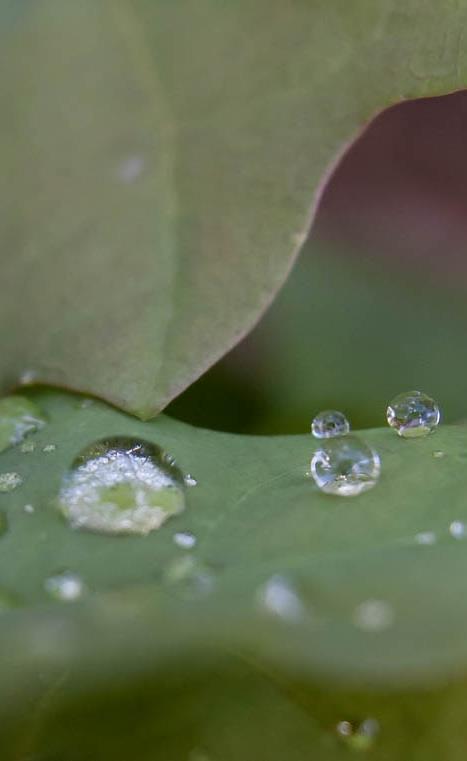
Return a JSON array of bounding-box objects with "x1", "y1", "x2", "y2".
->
[
  {"x1": 184, "y1": 473, "x2": 198, "y2": 487},
  {"x1": 173, "y1": 531, "x2": 197, "y2": 549},
  {"x1": 450, "y1": 521, "x2": 466, "y2": 539},
  {"x1": 117, "y1": 155, "x2": 145, "y2": 183},
  {"x1": 57, "y1": 437, "x2": 186, "y2": 536},
  {"x1": 24, "y1": 503, "x2": 34, "y2": 514},
  {"x1": 433, "y1": 450, "x2": 445, "y2": 459},
  {"x1": 353, "y1": 599, "x2": 394, "y2": 632},
  {"x1": 386, "y1": 390, "x2": 440, "y2": 438},
  {"x1": 0, "y1": 472, "x2": 23, "y2": 493},
  {"x1": 257, "y1": 574, "x2": 305, "y2": 622},
  {"x1": 336, "y1": 718, "x2": 380, "y2": 751},
  {"x1": 164, "y1": 555, "x2": 214, "y2": 598},
  {"x1": 42, "y1": 444, "x2": 56, "y2": 453},
  {"x1": 414, "y1": 530, "x2": 437, "y2": 545},
  {"x1": 311, "y1": 410, "x2": 350, "y2": 439},
  {"x1": 45, "y1": 571, "x2": 85, "y2": 602},
  {"x1": 310, "y1": 436, "x2": 380, "y2": 496},
  {"x1": 0, "y1": 395, "x2": 46, "y2": 453},
  {"x1": 20, "y1": 440, "x2": 36, "y2": 454}
]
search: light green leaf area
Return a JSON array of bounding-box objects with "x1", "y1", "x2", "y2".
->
[
  {"x1": 1, "y1": 390, "x2": 467, "y2": 758},
  {"x1": 2, "y1": 1, "x2": 467, "y2": 416}
]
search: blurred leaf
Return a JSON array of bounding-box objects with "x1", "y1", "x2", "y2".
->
[
  {"x1": 170, "y1": 237, "x2": 467, "y2": 433},
  {"x1": 2, "y1": 1, "x2": 467, "y2": 416},
  {"x1": 2, "y1": 389, "x2": 467, "y2": 757}
]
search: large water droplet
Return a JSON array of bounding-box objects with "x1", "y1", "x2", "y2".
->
[
  {"x1": 336, "y1": 718, "x2": 379, "y2": 751},
  {"x1": 311, "y1": 410, "x2": 350, "y2": 439},
  {"x1": 57, "y1": 437, "x2": 186, "y2": 536},
  {"x1": 0, "y1": 395, "x2": 46, "y2": 453},
  {"x1": 353, "y1": 599, "x2": 394, "y2": 632},
  {"x1": 257, "y1": 575, "x2": 305, "y2": 622},
  {"x1": 0, "y1": 472, "x2": 23, "y2": 493},
  {"x1": 310, "y1": 436, "x2": 380, "y2": 496},
  {"x1": 45, "y1": 571, "x2": 85, "y2": 601},
  {"x1": 386, "y1": 390, "x2": 440, "y2": 438}
]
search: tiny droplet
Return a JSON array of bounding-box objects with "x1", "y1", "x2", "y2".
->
[
  {"x1": 164, "y1": 556, "x2": 214, "y2": 599},
  {"x1": 415, "y1": 531, "x2": 437, "y2": 545},
  {"x1": 184, "y1": 474, "x2": 198, "y2": 487},
  {"x1": 336, "y1": 718, "x2": 380, "y2": 751},
  {"x1": 42, "y1": 444, "x2": 56, "y2": 453},
  {"x1": 450, "y1": 521, "x2": 466, "y2": 539},
  {"x1": 433, "y1": 450, "x2": 445, "y2": 459},
  {"x1": 173, "y1": 531, "x2": 197, "y2": 549},
  {"x1": 353, "y1": 599, "x2": 394, "y2": 632},
  {"x1": 24, "y1": 503, "x2": 34, "y2": 514},
  {"x1": 257, "y1": 575, "x2": 305, "y2": 622},
  {"x1": 45, "y1": 571, "x2": 85, "y2": 602}
]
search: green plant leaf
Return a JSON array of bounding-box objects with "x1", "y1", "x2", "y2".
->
[
  {"x1": 2, "y1": 389, "x2": 467, "y2": 758},
  {"x1": 2, "y1": 1, "x2": 467, "y2": 416}
]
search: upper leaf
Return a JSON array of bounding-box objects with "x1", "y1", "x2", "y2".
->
[{"x1": 1, "y1": 1, "x2": 467, "y2": 416}]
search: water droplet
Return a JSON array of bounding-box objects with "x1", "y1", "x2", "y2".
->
[
  {"x1": 19, "y1": 370, "x2": 37, "y2": 386},
  {"x1": 20, "y1": 440, "x2": 36, "y2": 454},
  {"x1": 257, "y1": 575, "x2": 305, "y2": 622},
  {"x1": 386, "y1": 390, "x2": 440, "y2": 438},
  {"x1": 310, "y1": 436, "x2": 380, "y2": 496},
  {"x1": 184, "y1": 473, "x2": 198, "y2": 487},
  {"x1": 0, "y1": 395, "x2": 46, "y2": 453},
  {"x1": 45, "y1": 571, "x2": 85, "y2": 602},
  {"x1": 79, "y1": 398, "x2": 94, "y2": 409},
  {"x1": 450, "y1": 521, "x2": 466, "y2": 539},
  {"x1": 0, "y1": 472, "x2": 23, "y2": 493},
  {"x1": 353, "y1": 599, "x2": 394, "y2": 632},
  {"x1": 414, "y1": 531, "x2": 437, "y2": 545},
  {"x1": 336, "y1": 718, "x2": 379, "y2": 751},
  {"x1": 117, "y1": 155, "x2": 145, "y2": 183},
  {"x1": 164, "y1": 556, "x2": 214, "y2": 599},
  {"x1": 42, "y1": 444, "x2": 56, "y2": 453},
  {"x1": 311, "y1": 410, "x2": 350, "y2": 439},
  {"x1": 24, "y1": 503, "x2": 34, "y2": 514},
  {"x1": 58, "y1": 437, "x2": 186, "y2": 536},
  {"x1": 173, "y1": 531, "x2": 197, "y2": 549},
  {"x1": 433, "y1": 450, "x2": 445, "y2": 458}
]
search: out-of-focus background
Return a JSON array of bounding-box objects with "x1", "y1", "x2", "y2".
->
[{"x1": 168, "y1": 91, "x2": 467, "y2": 434}]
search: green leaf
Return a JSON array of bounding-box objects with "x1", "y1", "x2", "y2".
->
[
  {"x1": 2, "y1": 1, "x2": 467, "y2": 416},
  {"x1": 2, "y1": 389, "x2": 467, "y2": 757}
]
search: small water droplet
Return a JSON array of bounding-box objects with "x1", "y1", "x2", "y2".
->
[
  {"x1": 42, "y1": 444, "x2": 56, "y2": 453},
  {"x1": 257, "y1": 575, "x2": 305, "y2": 622},
  {"x1": 0, "y1": 472, "x2": 23, "y2": 493},
  {"x1": 414, "y1": 531, "x2": 437, "y2": 545},
  {"x1": 387, "y1": 390, "x2": 440, "y2": 438},
  {"x1": 0, "y1": 395, "x2": 46, "y2": 453},
  {"x1": 20, "y1": 440, "x2": 36, "y2": 454},
  {"x1": 58, "y1": 437, "x2": 186, "y2": 536},
  {"x1": 19, "y1": 370, "x2": 37, "y2": 386},
  {"x1": 336, "y1": 718, "x2": 379, "y2": 751},
  {"x1": 311, "y1": 410, "x2": 350, "y2": 439},
  {"x1": 450, "y1": 521, "x2": 466, "y2": 539},
  {"x1": 173, "y1": 531, "x2": 197, "y2": 549},
  {"x1": 45, "y1": 571, "x2": 85, "y2": 602},
  {"x1": 184, "y1": 473, "x2": 198, "y2": 487},
  {"x1": 117, "y1": 155, "x2": 145, "y2": 183},
  {"x1": 433, "y1": 450, "x2": 445, "y2": 458},
  {"x1": 24, "y1": 503, "x2": 34, "y2": 514},
  {"x1": 353, "y1": 599, "x2": 394, "y2": 632},
  {"x1": 164, "y1": 556, "x2": 214, "y2": 599},
  {"x1": 79, "y1": 398, "x2": 94, "y2": 409},
  {"x1": 310, "y1": 436, "x2": 380, "y2": 496}
]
